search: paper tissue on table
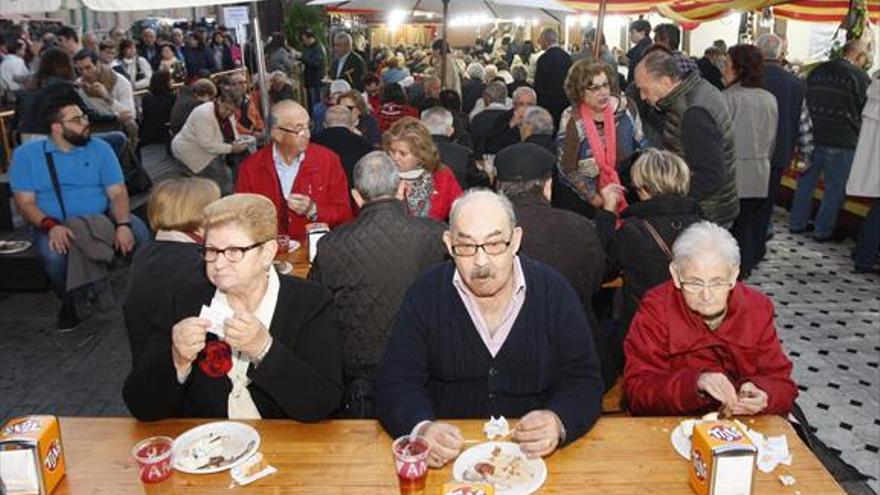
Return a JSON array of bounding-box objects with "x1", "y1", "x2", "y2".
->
[
  {"x1": 689, "y1": 420, "x2": 756, "y2": 495},
  {"x1": 0, "y1": 415, "x2": 66, "y2": 494}
]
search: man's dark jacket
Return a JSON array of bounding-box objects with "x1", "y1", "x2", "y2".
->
[
  {"x1": 301, "y1": 42, "x2": 326, "y2": 88},
  {"x1": 432, "y1": 134, "x2": 478, "y2": 189},
  {"x1": 762, "y1": 61, "x2": 806, "y2": 170},
  {"x1": 511, "y1": 195, "x2": 616, "y2": 389},
  {"x1": 626, "y1": 37, "x2": 652, "y2": 86},
  {"x1": 470, "y1": 107, "x2": 509, "y2": 156},
  {"x1": 311, "y1": 126, "x2": 375, "y2": 186},
  {"x1": 534, "y1": 46, "x2": 572, "y2": 128},
  {"x1": 376, "y1": 255, "x2": 604, "y2": 444},
  {"x1": 309, "y1": 199, "x2": 447, "y2": 384},
  {"x1": 330, "y1": 51, "x2": 366, "y2": 91},
  {"x1": 806, "y1": 58, "x2": 870, "y2": 149}
]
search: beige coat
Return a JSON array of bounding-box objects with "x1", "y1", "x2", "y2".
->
[
  {"x1": 171, "y1": 101, "x2": 237, "y2": 174},
  {"x1": 723, "y1": 84, "x2": 778, "y2": 198},
  {"x1": 846, "y1": 75, "x2": 880, "y2": 198}
]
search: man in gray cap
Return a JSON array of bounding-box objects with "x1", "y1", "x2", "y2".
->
[{"x1": 494, "y1": 143, "x2": 617, "y2": 389}]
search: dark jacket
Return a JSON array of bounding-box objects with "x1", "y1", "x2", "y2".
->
[
  {"x1": 139, "y1": 92, "x2": 176, "y2": 146},
  {"x1": 507, "y1": 80, "x2": 531, "y2": 97},
  {"x1": 697, "y1": 57, "x2": 724, "y2": 90},
  {"x1": 626, "y1": 37, "x2": 652, "y2": 86},
  {"x1": 450, "y1": 109, "x2": 474, "y2": 149},
  {"x1": 483, "y1": 108, "x2": 521, "y2": 154},
  {"x1": 123, "y1": 274, "x2": 343, "y2": 421},
  {"x1": 309, "y1": 199, "x2": 447, "y2": 384},
  {"x1": 470, "y1": 107, "x2": 509, "y2": 156},
  {"x1": 169, "y1": 86, "x2": 204, "y2": 135},
  {"x1": 534, "y1": 46, "x2": 572, "y2": 127},
  {"x1": 138, "y1": 42, "x2": 161, "y2": 70},
  {"x1": 14, "y1": 79, "x2": 117, "y2": 135},
  {"x1": 301, "y1": 42, "x2": 326, "y2": 87},
  {"x1": 653, "y1": 71, "x2": 739, "y2": 226},
  {"x1": 183, "y1": 45, "x2": 217, "y2": 79},
  {"x1": 763, "y1": 61, "x2": 806, "y2": 170},
  {"x1": 806, "y1": 58, "x2": 870, "y2": 149},
  {"x1": 595, "y1": 195, "x2": 702, "y2": 370},
  {"x1": 122, "y1": 240, "x2": 206, "y2": 368},
  {"x1": 432, "y1": 134, "x2": 475, "y2": 189},
  {"x1": 511, "y1": 195, "x2": 615, "y2": 389},
  {"x1": 311, "y1": 126, "x2": 376, "y2": 187},
  {"x1": 376, "y1": 255, "x2": 604, "y2": 444},
  {"x1": 330, "y1": 51, "x2": 366, "y2": 91},
  {"x1": 521, "y1": 133, "x2": 591, "y2": 219},
  {"x1": 461, "y1": 78, "x2": 485, "y2": 115}
]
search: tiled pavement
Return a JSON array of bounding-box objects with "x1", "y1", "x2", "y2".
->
[{"x1": 0, "y1": 209, "x2": 877, "y2": 493}]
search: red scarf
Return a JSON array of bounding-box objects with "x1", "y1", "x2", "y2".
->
[{"x1": 579, "y1": 102, "x2": 627, "y2": 215}]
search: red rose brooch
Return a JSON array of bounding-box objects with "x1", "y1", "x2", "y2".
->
[{"x1": 197, "y1": 340, "x2": 232, "y2": 378}]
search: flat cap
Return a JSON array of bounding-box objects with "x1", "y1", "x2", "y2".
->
[{"x1": 494, "y1": 142, "x2": 555, "y2": 182}]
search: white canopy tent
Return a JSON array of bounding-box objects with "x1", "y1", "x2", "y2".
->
[
  {"x1": 0, "y1": 0, "x2": 62, "y2": 14},
  {"x1": 79, "y1": 0, "x2": 255, "y2": 11}
]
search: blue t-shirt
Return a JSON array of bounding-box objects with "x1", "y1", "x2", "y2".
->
[{"x1": 9, "y1": 137, "x2": 124, "y2": 220}]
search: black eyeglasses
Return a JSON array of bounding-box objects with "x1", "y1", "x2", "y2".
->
[
  {"x1": 451, "y1": 237, "x2": 513, "y2": 257},
  {"x1": 585, "y1": 81, "x2": 611, "y2": 92},
  {"x1": 200, "y1": 241, "x2": 266, "y2": 262}
]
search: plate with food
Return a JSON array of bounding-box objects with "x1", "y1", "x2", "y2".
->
[
  {"x1": 453, "y1": 442, "x2": 546, "y2": 495},
  {"x1": 0, "y1": 240, "x2": 31, "y2": 255},
  {"x1": 172, "y1": 421, "x2": 260, "y2": 474}
]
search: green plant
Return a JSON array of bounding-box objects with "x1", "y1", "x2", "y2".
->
[{"x1": 283, "y1": 1, "x2": 328, "y2": 52}]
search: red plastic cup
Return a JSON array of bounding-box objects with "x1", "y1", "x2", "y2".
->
[
  {"x1": 277, "y1": 234, "x2": 290, "y2": 254},
  {"x1": 131, "y1": 436, "x2": 174, "y2": 483},
  {"x1": 392, "y1": 436, "x2": 430, "y2": 495}
]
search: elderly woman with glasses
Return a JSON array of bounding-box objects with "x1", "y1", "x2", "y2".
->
[
  {"x1": 623, "y1": 221, "x2": 797, "y2": 417},
  {"x1": 557, "y1": 60, "x2": 646, "y2": 218},
  {"x1": 124, "y1": 193, "x2": 343, "y2": 421}
]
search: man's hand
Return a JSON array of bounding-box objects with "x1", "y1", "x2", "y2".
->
[
  {"x1": 87, "y1": 81, "x2": 110, "y2": 101},
  {"x1": 697, "y1": 372, "x2": 738, "y2": 410},
  {"x1": 117, "y1": 109, "x2": 134, "y2": 123},
  {"x1": 511, "y1": 410, "x2": 563, "y2": 458},
  {"x1": 223, "y1": 311, "x2": 271, "y2": 361},
  {"x1": 287, "y1": 193, "x2": 313, "y2": 215},
  {"x1": 731, "y1": 382, "x2": 769, "y2": 416},
  {"x1": 48, "y1": 225, "x2": 76, "y2": 254},
  {"x1": 420, "y1": 422, "x2": 463, "y2": 468},
  {"x1": 231, "y1": 141, "x2": 248, "y2": 154},
  {"x1": 114, "y1": 225, "x2": 135, "y2": 255}
]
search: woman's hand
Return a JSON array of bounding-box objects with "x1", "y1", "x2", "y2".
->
[
  {"x1": 731, "y1": 382, "x2": 769, "y2": 415},
  {"x1": 171, "y1": 317, "x2": 210, "y2": 374},
  {"x1": 224, "y1": 311, "x2": 271, "y2": 361},
  {"x1": 599, "y1": 183, "x2": 626, "y2": 212}
]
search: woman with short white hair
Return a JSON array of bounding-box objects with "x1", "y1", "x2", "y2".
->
[{"x1": 623, "y1": 221, "x2": 797, "y2": 416}]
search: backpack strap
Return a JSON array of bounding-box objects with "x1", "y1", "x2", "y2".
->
[
  {"x1": 639, "y1": 218, "x2": 672, "y2": 260},
  {"x1": 44, "y1": 141, "x2": 68, "y2": 220}
]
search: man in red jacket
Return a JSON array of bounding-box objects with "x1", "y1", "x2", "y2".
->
[
  {"x1": 236, "y1": 100, "x2": 353, "y2": 240},
  {"x1": 624, "y1": 221, "x2": 797, "y2": 417}
]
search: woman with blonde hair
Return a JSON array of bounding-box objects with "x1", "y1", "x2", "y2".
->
[
  {"x1": 596, "y1": 148, "x2": 702, "y2": 369},
  {"x1": 124, "y1": 193, "x2": 343, "y2": 421},
  {"x1": 383, "y1": 117, "x2": 463, "y2": 221},
  {"x1": 557, "y1": 60, "x2": 646, "y2": 218}
]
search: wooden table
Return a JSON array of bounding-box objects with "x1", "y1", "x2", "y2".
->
[
  {"x1": 275, "y1": 243, "x2": 310, "y2": 279},
  {"x1": 54, "y1": 416, "x2": 842, "y2": 494}
]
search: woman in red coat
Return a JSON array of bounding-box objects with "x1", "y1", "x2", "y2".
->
[
  {"x1": 384, "y1": 117, "x2": 463, "y2": 222},
  {"x1": 623, "y1": 221, "x2": 797, "y2": 417}
]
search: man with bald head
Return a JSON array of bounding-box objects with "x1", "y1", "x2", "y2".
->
[
  {"x1": 236, "y1": 100, "x2": 353, "y2": 240},
  {"x1": 311, "y1": 104, "x2": 375, "y2": 186},
  {"x1": 376, "y1": 189, "x2": 604, "y2": 468}
]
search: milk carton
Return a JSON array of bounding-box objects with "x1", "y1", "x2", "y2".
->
[
  {"x1": 689, "y1": 421, "x2": 757, "y2": 495},
  {"x1": 0, "y1": 415, "x2": 66, "y2": 494}
]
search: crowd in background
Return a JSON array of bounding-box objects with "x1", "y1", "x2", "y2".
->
[{"x1": 1, "y1": 15, "x2": 878, "y2": 460}]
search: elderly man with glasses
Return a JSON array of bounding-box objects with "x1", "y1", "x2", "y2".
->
[
  {"x1": 623, "y1": 221, "x2": 797, "y2": 417},
  {"x1": 236, "y1": 100, "x2": 353, "y2": 241},
  {"x1": 376, "y1": 189, "x2": 604, "y2": 469}
]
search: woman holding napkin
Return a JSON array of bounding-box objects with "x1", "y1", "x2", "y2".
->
[{"x1": 123, "y1": 193, "x2": 343, "y2": 421}]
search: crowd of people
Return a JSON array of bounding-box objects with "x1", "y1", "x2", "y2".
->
[{"x1": 3, "y1": 16, "x2": 878, "y2": 461}]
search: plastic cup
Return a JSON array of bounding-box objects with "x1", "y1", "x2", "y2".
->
[
  {"x1": 277, "y1": 234, "x2": 290, "y2": 254},
  {"x1": 131, "y1": 436, "x2": 174, "y2": 483},
  {"x1": 392, "y1": 436, "x2": 430, "y2": 495}
]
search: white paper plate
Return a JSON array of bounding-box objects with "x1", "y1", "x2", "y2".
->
[
  {"x1": 452, "y1": 441, "x2": 547, "y2": 495},
  {"x1": 0, "y1": 240, "x2": 31, "y2": 255},
  {"x1": 172, "y1": 421, "x2": 260, "y2": 474},
  {"x1": 272, "y1": 260, "x2": 293, "y2": 275},
  {"x1": 671, "y1": 425, "x2": 691, "y2": 460}
]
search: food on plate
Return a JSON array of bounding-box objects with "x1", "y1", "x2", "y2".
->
[
  {"x1": 482, "y1": 416, "x2": 509, "y2": 440},
  {"x1": 461, "y1": 445, "x2": 536, "y2": 490},
  {"x1": 177, "y1": 433, "x2": 226, "y2": 471}
]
